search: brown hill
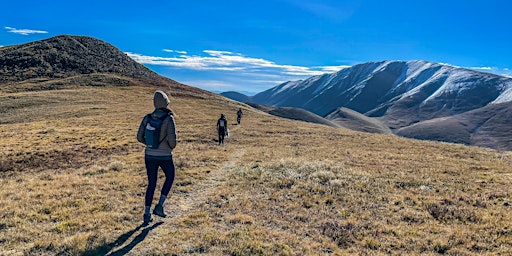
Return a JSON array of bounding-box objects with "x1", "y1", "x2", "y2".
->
[
  {"x1": 0, "y1": 35, "x2": 205, "y2": 97},
  {"x1": 396, "y1": 101, "x2": 512, "y2": 150},
  {"x1": 0, "y1": 35, "x2": 158, "y2": 81},
  {"x1": 325, "y1": 107, "x2": 392, "y2": 134},
  {"x1": 247, "y1": 102, "x2": 340, "y2": 128}
]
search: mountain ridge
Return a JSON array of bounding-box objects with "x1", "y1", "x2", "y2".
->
[
  {"x1": 222, "y1": 60, "x2": 512, "y2": 150},
  {"x1": 247, "y1": 60, "x2": 512, "y2": 122}
]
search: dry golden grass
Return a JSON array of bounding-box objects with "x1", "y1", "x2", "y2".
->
[{"x1": 0, "y1": 83, "x2": 511, "y2": 255}]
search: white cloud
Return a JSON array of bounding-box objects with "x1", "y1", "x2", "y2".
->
[
  {"x1": 182, "y1": 79, "x2": 235, "y2": 89},
  {"x1": 318, "y1": 65, "x2": 351, "y2": 73},
  {"x1": 127, "y1": 49, "x2": 357, "y2": 93},
  {"x1": 467, "y1": 66, "x2": 512, "y2": 77},
  {"x1": 469, "y1": 66, "x2": 492, "y2": 70},
  {"x1": 126, "y1": 50, "x2": 344, "y2": 77},
  {"x1": 203, "y1": 50, "x2": 236, "y2": 57},
  {"x1": 438, "y1": 63, "x2": 512, "y2": 77},
  {"x1": 5, "y1": 26, "x2": 48, "y2": 36},
  {"x1": 163, "y1": 49, "x2": 187, "y2": 54}
]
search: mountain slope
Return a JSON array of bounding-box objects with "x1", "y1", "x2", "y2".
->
[
  {"x1": 325, "y1": 107, "x2": 392, "y2": 134},
  {"x1": 223, "y1": 60, "x2": 512, "y2": 149},
  {"x1": 249, "y1": 60, "x2": 512, "y2": 129},
  {"x1": 221, "y1": 91, "x2": 252, "y2": 102},
  {"x1": 396, "y1": 101, "x2": 512, "y2": 150},
  {"x1": 0, "y1": 35, "x2": 160, "y2": 81},
  {"x1": 247, "y1": 103, "x2": 340, "y2": 128}
]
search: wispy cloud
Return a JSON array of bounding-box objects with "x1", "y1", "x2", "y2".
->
[
  {"x1": 318, "y1": 65, "x2": 351, "y2": 73},
  {"x1": 5, "y1": 26, "x2": 48, "y2": 36},
  {"x1": 180, "y1": 79, "x2": 235, "y2": 90},
  {"x1": 126, "y1": 50, "x2": 346, "y2": 77},
  {"x1": 469, "y1": 66, "x2": 492, "y2": 70},
  {"x1": 440, "y1": 63, "x2": 512, "y2": 77},
  {"x1": 162, "y1": 49, "x2": 187, "y2": 54},
  {"x1": 468, "y1": 66, "x2": 512, "y2": 77}
]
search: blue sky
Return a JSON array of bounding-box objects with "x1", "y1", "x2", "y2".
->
[{"x1": 1, "y1": 0, "x2": 511, "y2": 94}]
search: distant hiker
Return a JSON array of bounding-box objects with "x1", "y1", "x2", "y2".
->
[
  {"x1": 137, "y1": 90, "x2": 177, "y2": 225},
  {"x1": 217, "y1": 113, "x2": 228, "y2": 145},
  {"x1": 236, "y1": 108, "x2": 243, "y2": 125}
]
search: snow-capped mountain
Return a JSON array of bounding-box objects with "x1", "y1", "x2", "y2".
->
[
  {"x1": 222, "y1": 60, "x2": 512, "y2": 150},
  {"x1": 247, "y1": 60, "x2": 512, "y2": 129}
]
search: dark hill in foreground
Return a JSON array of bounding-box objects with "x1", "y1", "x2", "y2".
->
[{"x1": 0, "y1": 35, "x2": 160, "y2": 82}]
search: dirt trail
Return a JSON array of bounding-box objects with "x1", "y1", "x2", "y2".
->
[
  {"x1": 106, "y1": 135, "x2": 244, "y2": 255},
  {"x1": 170, "y1": 148, "x2": 243, "y2": 216}
]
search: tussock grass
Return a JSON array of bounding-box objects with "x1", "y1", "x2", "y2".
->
[{"x1": 0, "y1": 84, "x2": 511, "y2": 255}]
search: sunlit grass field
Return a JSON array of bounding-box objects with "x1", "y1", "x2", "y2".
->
[{"x1": 0, "y1": 83, "x2": 511, "y2": 255}]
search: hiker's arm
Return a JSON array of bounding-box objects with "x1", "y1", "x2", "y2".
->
[
  {"x1": 136, "y1": 116, "x2": 147, "y2": 144},
  {"x1": 166, "y1": 115, "x2": 177, "y2": 149}
]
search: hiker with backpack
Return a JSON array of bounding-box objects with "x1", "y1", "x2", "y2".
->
[
  {"x1": 236, "y1": 108, "x2": 243, "y2": 125},
  {"x1": 217, "y1": 113, "x2": 228, "y2": 145},
  {"x1": 137, "y1": 90, "x2": 177, "y2": 225}
]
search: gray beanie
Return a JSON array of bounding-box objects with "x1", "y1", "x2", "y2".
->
[{"x1": 153, "y1": 90, "x2": 170, "y2": 109}]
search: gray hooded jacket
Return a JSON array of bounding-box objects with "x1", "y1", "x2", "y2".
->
[{"x1": 137, "y1": 90, "x2": 177, "y2": 158}]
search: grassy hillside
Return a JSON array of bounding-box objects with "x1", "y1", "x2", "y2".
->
[
  {"x1": 247, "y1": 103, "x2": 340, "y2": 128},
  {"x1": 326, "y1": 107, "x2": 392, "y2": 134},
  {"x1": 396, "y1": 101, "x2": 512, "y2": 151},
  {"x1": 0, "y1": 84, "x2": 511, "y2": 255}
]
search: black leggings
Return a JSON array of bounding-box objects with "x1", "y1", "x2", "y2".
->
[
  {"x1": 144, "y1": 156, "x2": 175, "y2": 206},
  {"x1": 218, "y1": 128, "x2": 226, "y2": 144}
]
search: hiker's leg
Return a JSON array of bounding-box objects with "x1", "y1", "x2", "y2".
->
[
  {"x1": 218, "y1": 129, "x2": 224, "y2": 144},
  {"x1": 144, "y1": 157, "x2": 159, "y2": 207},
  {"x1": 160, "y1": 158, "x2": 176, "y2": 198}
]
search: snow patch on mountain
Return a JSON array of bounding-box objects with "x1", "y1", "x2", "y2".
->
[{"x1": 492, "y1": 83, "x2": 512, "y2": 103}]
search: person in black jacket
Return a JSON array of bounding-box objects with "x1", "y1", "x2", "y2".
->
[
  {"x1": 236, "y1": 108, "x2": 243, "y2": 125},
  {"x1": 217, "y1": 114, "x2": 228, "y2": 145}
]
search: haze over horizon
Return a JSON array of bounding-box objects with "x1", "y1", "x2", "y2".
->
[{"x1": 2, "y1": 0, "x2": 511, "y2": 94}]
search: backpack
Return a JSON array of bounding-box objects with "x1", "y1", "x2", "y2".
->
[
  {"x1": 218, "y1": 118, "x2": 226, "y2": 128},
  {"x1": 144, "y1": 114, "x2": 168, "y2": 149}
]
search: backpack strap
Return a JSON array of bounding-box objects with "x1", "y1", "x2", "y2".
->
[{"x1": 157, "y1": 113, "x2": 169, "y2": 145}]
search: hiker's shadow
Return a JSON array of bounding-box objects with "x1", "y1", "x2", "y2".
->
[
  {"x1": 82, "y1": 221, "x2": 163, "y2": 256},
  {"x1": 107, "y1": 221, "x2": 163, "y2": 256}
]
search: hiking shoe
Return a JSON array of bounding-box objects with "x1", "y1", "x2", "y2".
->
[
  {"x1": 153, "y1": 204, "x2": 167, "y2": 218},
  {"x1": 143, "y1": 213, "x2": 153, "y2": 226}
]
